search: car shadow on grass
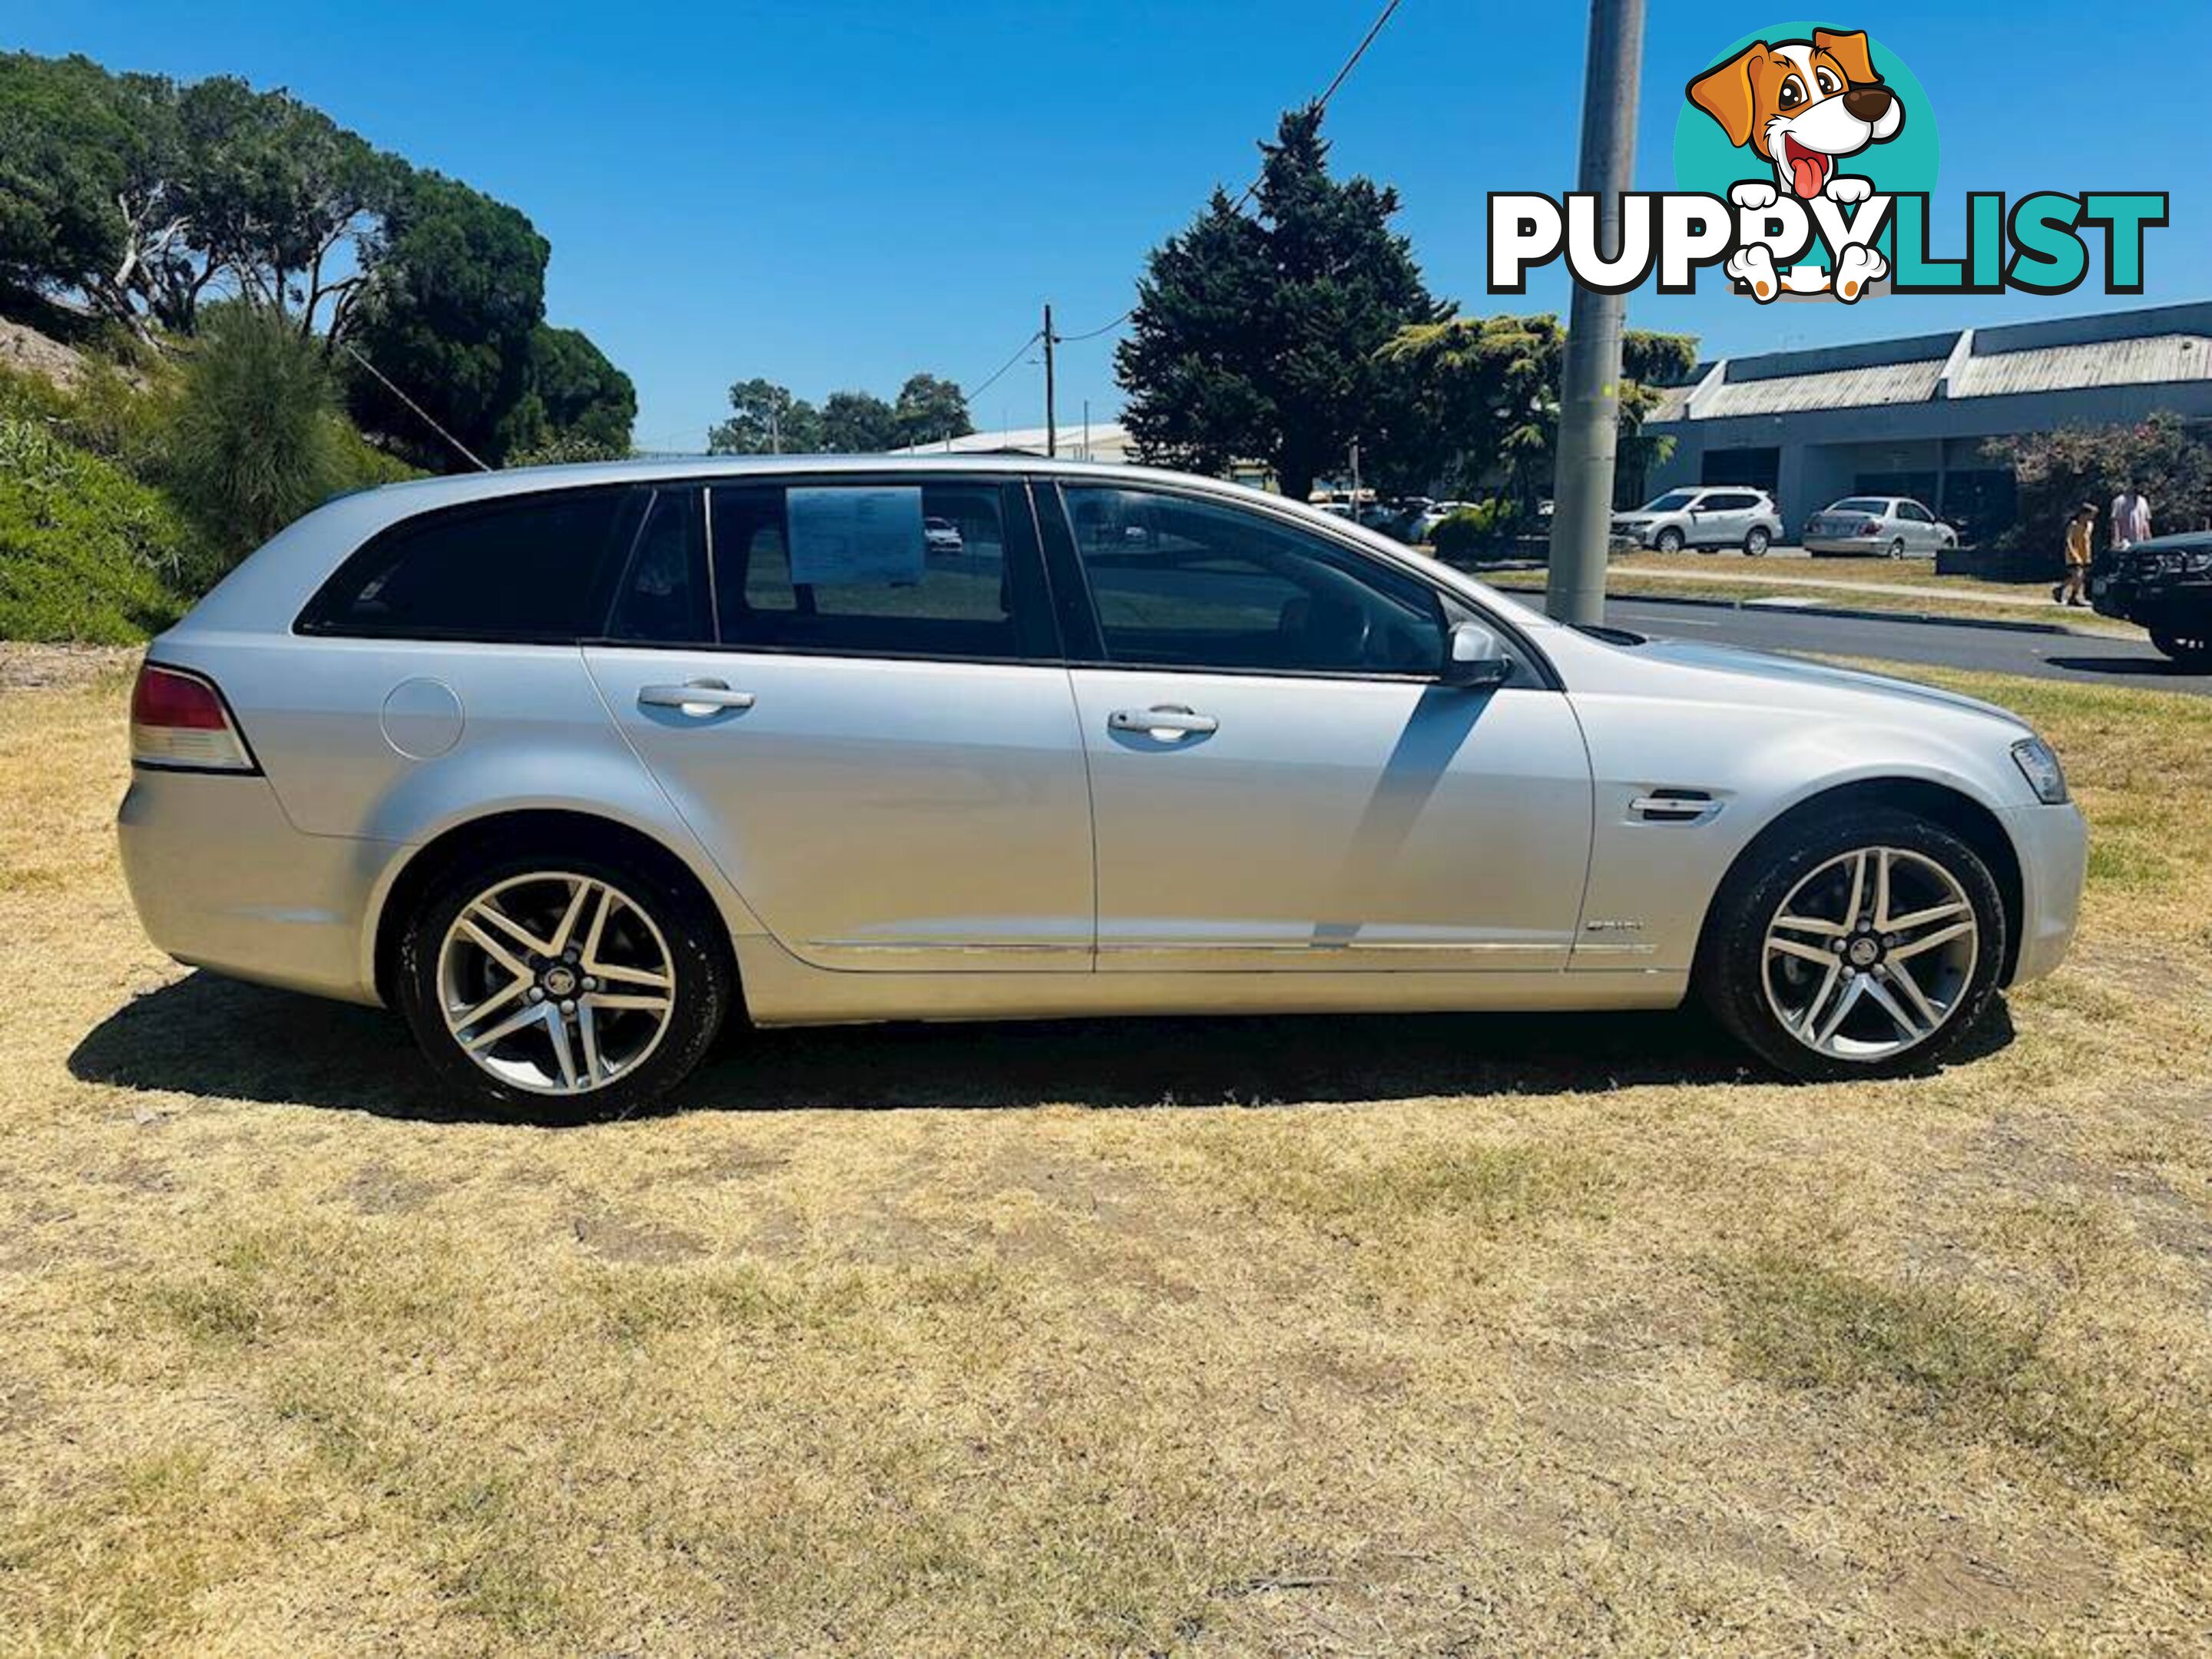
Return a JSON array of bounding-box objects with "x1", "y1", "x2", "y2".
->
[{"x1": 68, "y1": 969, "x2": 2015, "y2": 1125}]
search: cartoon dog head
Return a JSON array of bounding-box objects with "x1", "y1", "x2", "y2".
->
[{"x1": 1687, "y1": 28, "x2": 1904, "y2": 200}]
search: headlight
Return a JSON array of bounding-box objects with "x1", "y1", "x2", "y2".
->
[
  {"x1": 2183, "y1": 548, "x2": 2212, "y2": 574},
  {"x1": 2011, "y1": 737, "x2": 2069, "y2": 805}
]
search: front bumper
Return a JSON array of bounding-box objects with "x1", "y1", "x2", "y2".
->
[
  {"x1": 118, "y1": 767, "x2": 399, "y2": 1005},
  {"x1": 2091, "y1": 570, "x2": 2211, "y2": 628},
  {"x1": 2002, "y1": 801, "x2": 2088, "y2": 986}
]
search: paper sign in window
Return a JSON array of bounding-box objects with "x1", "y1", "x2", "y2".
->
[{"x1": 786, "y1": 487, "x2": 926, "y2": 587}]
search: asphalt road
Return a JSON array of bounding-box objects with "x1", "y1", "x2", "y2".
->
[{"x1": 1601, "y1": 596, "x2": 2212, "y2": 697}]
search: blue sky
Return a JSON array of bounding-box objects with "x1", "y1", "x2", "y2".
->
[{"x1": 28, "y1": 2, "x2": 2212, "y2": 451}]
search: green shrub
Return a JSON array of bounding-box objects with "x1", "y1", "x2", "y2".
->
[
  {"x1": 61, "y1": 356, "x2": 183, "y2": 485},
  {"x1": 329, "y1": 416, "x2": 426, "y2": 492},
  {"x1": 167, "y1": 306, "x2": 346, "y2": 561},
  {"x1": 504, "y1": 430, "x2": 629, "y2": 469},
  {"x1": 0, "y1": 418, "x2": 197, "y2": 642},
  {"x1": 1429, "y1": 500, "x2": 1515, "y2": 559}
]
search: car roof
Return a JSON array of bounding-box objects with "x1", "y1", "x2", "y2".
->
[
  {"x1": 362, "y1": 450, "x2": 1178, "y2": 504},
  {"x1": 172, "y1": 452, "x2": 1568, "y2": 642}
]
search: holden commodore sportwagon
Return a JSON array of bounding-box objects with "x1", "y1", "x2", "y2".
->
[{"x1": 119, "y1": 457, "x2": 2086, "y2": 1115}]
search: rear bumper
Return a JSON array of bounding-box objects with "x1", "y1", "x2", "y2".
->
[
  {"x1": 1803, "y1": 537, "x2": 1886, "y2": 555},
  {"x1": 2003, "y1": 801, "x2": 2088, "y2": 987},
  {"x1": 118, "y1": 767, "x2": 396, "y2": 1005}
]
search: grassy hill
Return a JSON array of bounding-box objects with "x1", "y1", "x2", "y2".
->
[{"x1": 0, "y1": 309, "x2": 419, "y2": 643}]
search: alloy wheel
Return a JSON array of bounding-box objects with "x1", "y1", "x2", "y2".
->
[
  {"x1": 436, "y1": 871, "x2": 676, "y2": 1096},
  {"x1": 1762, "y1": 846, "x2": 1979, "y2": 1062}
]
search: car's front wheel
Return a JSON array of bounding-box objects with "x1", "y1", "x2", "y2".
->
[
  {"x1": 1654, "y1": 527, "x2": 1684, "y2": 554},
  {"x1": 2150, "y1": 630, "x2": 2212, "y2": 670},
  {"x1": 396, "y1": 849, "x2": 732, "y2": 1118},
  {"x1": 1699, "y1": 807, "x2": 2006, "y2": 1081}
]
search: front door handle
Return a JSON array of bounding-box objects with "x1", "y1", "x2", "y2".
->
[
  {"x1": 1108, "y1": 704, "x2": 1218, "y2": 739},
  {"x1": 639, "y1": 680, "x2": 756, "y2": 716}
]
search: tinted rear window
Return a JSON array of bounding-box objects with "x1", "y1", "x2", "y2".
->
[
  {"x1": 707, "y1": 480, "x2": 1054, "y2": 661},
  {"x1": 300, "y1": 488, "x2": 633, "y2": 641},
  {"x1": 1830, "y1": 498, "x2": 1889, "y2": 515}
]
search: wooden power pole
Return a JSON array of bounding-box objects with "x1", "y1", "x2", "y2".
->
[{"x1": 1043, "y1": 303, "x2": 1058, "y2": 457}]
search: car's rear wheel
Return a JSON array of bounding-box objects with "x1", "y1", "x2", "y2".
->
[
  {"x1": 1743, "y1": 527, "x2": 1770, "y2": 557},
  {"x1": 2150, "y1": 630, "x2": 2212, "y2": 670},
  {"x1": 1699, "y1": 807, "x2": 2006, "y2": 1081},
  {"x1": 396, "y1": 849, "x2": 731, "y2": 1119},
  {"x1": 1655, "y1": 527, "x2": 1684, "y2": 554},
  {"x1": 1887, "y1": 538, "x2": 1907, "y2": 560}
]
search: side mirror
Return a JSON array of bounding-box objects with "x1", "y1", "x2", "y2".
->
[{"x1": 1442, "y1": 621, "x2": 1513, "y2": 689}]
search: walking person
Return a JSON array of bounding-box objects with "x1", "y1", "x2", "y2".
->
[
  {"x1": 2055, "y1": 501, "x2": 2095, "y2": 608},
  {"x1": 2111, "y1": 480, "x2": 2152, "y2": 551}
]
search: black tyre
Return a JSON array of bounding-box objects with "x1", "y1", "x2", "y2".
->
[
  {"x1": 1888, "y1": 538, "x2": 1907, "y2": 560},
  {"x1": 1655, "y1": 527, "x2": 1684, "y2": 554},
  {"x1": 1698, "y1": 806, "x2": 2007, "y2": 1082},
  {"x1": 2150, "y1": 630, "x2": 2212, "y2": 671},
  {"x1": 396, "y1": 846, "x2": 733, "y2": 1120},
  {"x1": 1744, "y1": 527, "x2": 1771, "y2": 557}
]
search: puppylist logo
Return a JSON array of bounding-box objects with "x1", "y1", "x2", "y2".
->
[{"x1": 1489, "y1": 22, "x2": 2167, "y2": 304}]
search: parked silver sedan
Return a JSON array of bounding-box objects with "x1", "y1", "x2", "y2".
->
[
  {"x1": 1804, "y1": 495, "x2": 1960, "y2": 558},
  {"x1": 119, "y1": 458, "x2": 2085, "y2": 1116}
]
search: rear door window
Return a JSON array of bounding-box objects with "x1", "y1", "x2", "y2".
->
[
  {"x1": 604, "y1": 487, "x2": 711, "y2": 644},
  {"x1": 300, "y1": 487, "x2": 634, "y2": 641},
  {"x1": 708, "y1": 479, "x2": 1054, "y2": 661}
]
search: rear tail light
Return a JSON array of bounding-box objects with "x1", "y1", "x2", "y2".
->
[
  {"x1": 1859, "y1": 519, "x2": 1884, "y2": 537},
  {"x1": 131, "y1": 663, "x2": 258, "y2": 773}
]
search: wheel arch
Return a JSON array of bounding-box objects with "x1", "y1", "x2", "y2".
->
[
  {"x1": 370, "y1": 808, "x2": 740, "y2": 1009},
  {"x1": 1696, "y1": 777, "x2": 2025, "y2": 985}
]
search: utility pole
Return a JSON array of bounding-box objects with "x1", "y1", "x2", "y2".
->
[
  {"x1": 1545, "y1": 0, "x2": 1645, "y2": 625},
  {"x1": 1043, "y1": 302, "x2": 1058, "y2": 457},
  {"x1": 769, "y1": 406, "x2": 781, "y2": 455},
  {"x1": 1349, "y1": 439, "x2": 1363, "y2": 513}
]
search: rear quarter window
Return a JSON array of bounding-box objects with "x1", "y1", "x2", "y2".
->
[{"x1": 298, "y1": 486, "x2": 637, "y2": 641}]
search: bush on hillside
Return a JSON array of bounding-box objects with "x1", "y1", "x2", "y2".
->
[
  {"x1": 168, "y1": 305, "x2": 348, "y2": 561},
  {"x1": 0, "y1": 418, "x2": 197, "y2": 642}
]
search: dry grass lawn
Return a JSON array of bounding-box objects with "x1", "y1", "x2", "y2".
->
[{"x1": 2, "y1": 651, "x2": 2210, "y2": 1656}]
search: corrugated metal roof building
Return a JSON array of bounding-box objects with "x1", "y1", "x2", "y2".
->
[{"x1": 1643, "y1": 301, "x2": 2212, "y2": 544}]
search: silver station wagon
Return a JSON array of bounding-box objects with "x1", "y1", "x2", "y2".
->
[{"x1": 120, "y1": 457, "x2": 2086, "y2": 1115}]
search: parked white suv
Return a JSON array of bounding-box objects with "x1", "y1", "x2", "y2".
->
[{"x1": 1614, "y1": 488, "x2": 1784, "y2": 556}]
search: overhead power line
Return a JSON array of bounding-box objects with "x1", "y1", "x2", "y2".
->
[
  {"x1": 1048, "y1": 0, "x2": 1409, "y2": 349},
  {"x1": 339, "y1": 341, "x2": 491, "y2": 472},
  {"x1": 959, "y1": 328, "x2": 1042, "y2": 409}
]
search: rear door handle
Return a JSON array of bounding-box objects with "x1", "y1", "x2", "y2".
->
[
  {"x1": 1108, "y1": 704, "x2": 1218, "y2": 738},
  {"x1": 639, "y1": 680, "x2": 756, "y2": 715}
]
